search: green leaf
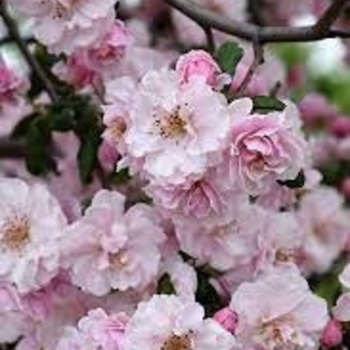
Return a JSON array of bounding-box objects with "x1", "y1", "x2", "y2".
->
[
  {"x1": 25, "y1": 117, "x2": 56, "y2": 175},
  {"x1": 49, "y1": 107, "x2": 76, "y2": 132},
  {"x1": 215, "y1": 41, "x2": 243, "y2": 75},
  {"x1": 11, "y1": 112, "x2": 40, "y2": 139},
  {"x1": 77, "y1": 130, "x2": 101, "y2": 184},
  {"x1": 110, "y1": 168, "x2": 131, "y2": 185},
  {"x1": 195, "y1": 270, "x2": 223, "y2": 317},
  {"x1": 157, "y1": 274, "x2": 176, "y2": 295},
  {"x1": 277, "y1": 170, "x2": 305, "y2": 189},
  {"x1": 252, "y1": 96, "x2": 286, "y2": 113}
]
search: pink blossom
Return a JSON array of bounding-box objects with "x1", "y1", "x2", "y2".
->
[
  {"x1": 297, "y1": 186, "x2": 350, "y2": 274},
  {"x1": 329, "y1": 116, "x2": 350, "y2": 138},
  {"x1": 299, "y1": 94, "x2": 337, "y2": 128},
  {"x1": 146, "y1": 166, "x2": 243, "y2": 223},
  {"x1": 174, "y1": 201, "x2": 261, "y2": 271},
  {"x1": 320, "y1": 319, "x2": 343, "y2": 348},
  {"x1": 54, "y1": 51, "x2": 97, "y2": 90},
  {"x1": 213, "y1": 307, "x2": 238, "y2": 334},
  {"x1": 61, "y1": 190, "x2": 166, "y2": 296},
  {"x1": 0, "y1": 283, "x2": 32, "y2": 343},
  {"x1": 123, "y1": 295, "x2": 236, "y2": 350},
  {"x1": 78, "y1": 308, "x2": 129, "y2": 350},
  {"x1": 0, "y1": 178, "x2": 67, "y2": 293},
  {"x1": 0, "y1": 60, "x2": 27, "y2": 105},
  {"x1": 227, "y1": 100, "x2": 307, "y2": 195},
  {"x1": 230, "y1": 267, "x2": 329, "y2": 350},
  {"x1": 175, "y1": 50, "x2": 221, "y2": 87},
  {"x1": 89, "y1": 20, "x2": 131, "y2": 67},
  {"x1": 122, "y1": 68, "x2": 230, "y2": 185},
  {"x1": 333, "y1": 264, "x2": 350, "y2": 322},
  {"x1": 8, "y1": 0, "x2": 116, "y2": 54},
  {"x1": 160, "y1": 254, "x2": 198, "y2": 300}
]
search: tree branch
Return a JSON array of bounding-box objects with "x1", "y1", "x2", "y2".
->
[
  {"x1": 313, "y1": 0, "x2": 349, "y2": 35},
  {"x1": 0, "y1": 1, "x2": 59, "y2": 102},
  {"x1": 236, "y1": 41, "x2": 264, "y2": 96},
  {"x1": 0, "y1": 137, "x2": 25, "y2": 159},
  {"x1": 162, "y1": 0, "x2": 350, "y2": 43}
]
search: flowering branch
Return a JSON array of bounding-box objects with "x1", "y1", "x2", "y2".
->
[
  {"x1": 313, "y1": 0, "x2": 349, "y2": 35},
  {"x1": 0, "y1": 0, "x2": 58, "y2": 102},
  {"x1": 162, "y1": 0, "x2": 350, "y2": 43}
]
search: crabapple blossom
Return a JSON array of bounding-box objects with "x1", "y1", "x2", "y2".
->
[
  {"x1": 333, "y1": 264, "x2": 350, "y2": 322},
  {"x1": 61, "y1": 189, "x2": 166, "y2": 296},
  {"x1": 0, "y1": 178, "x2": 67, "y2": 293},
  {"x1": 213, "y1": 307, "x2": 238, "y2": 334},
  {"x1": 54, "y1": 20, "x2": 132, "y2": 90},
  {"x1": 0, "y1": 283, "x2": 33, "y2": 343},
  {"x1": 230, "y1": 267, "x2": 328, "y2": 350},
  {"x1": 297, "y1": 186, "x2": 350, "y2": 274},
  {"x1": 320, "y1": 319, "x2": 343, "y2": 348},
  {"x1": 8, "y1": 0, "x2": 117, "y2": 54},
  {"x1": 123, "y1": 294, "x2": 236, "y2": 350},
  {"x1": 175, "y1": 50, "x2": 226, "y2": 88},
  {"x1": 145, "y1": 166, "x2": 244, "y2": 224},
  {"x1": 227, "y1": 99, "x2": 307, "y2": 195},
  {"x1": 173, "y1": 200, "x2": 260, "y2": 271},
  {"x1": 121, "y1": 68, "x2": 230, "y2": 185},
  {"x1": 57, "y1": 308, "x2": 129, "y2": 350},
  {"x1": 0, "y1": 60, "x2": 27, "y2": 106}
]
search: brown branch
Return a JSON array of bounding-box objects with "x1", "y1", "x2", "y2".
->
[
  {"x1": 0, "y1": 1, "x2": 58, "y2": 102},
  {"x1": 236, "y1": 41, "x2": 264, "y2": 96},
  {"x1": 313, "y1": 0, "x2": 349, "y2": 35},
  {"x1": 162, "y1": 0, "x2": 350, "y2": 43},
  {"x1": 201, "y1": 25, "x2": 215, "y2": 53},
  {"x1": 0, "y1": 137, "x2": 25, "y2": 159}
]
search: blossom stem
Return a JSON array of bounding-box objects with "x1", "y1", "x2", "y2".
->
[{"x1": 236, "y1": 40, "x2": 264, "y2": 96}]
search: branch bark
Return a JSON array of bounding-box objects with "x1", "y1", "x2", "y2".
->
[
  {"x1": 0, "y1": 0, "x2": 58, "y2": 102},
  {"x1": 162, "y1": 0, "x2": 350, "y2": 43},
  {"x1": 313, "y1": 0, "x2": 349, "y2": 35}
]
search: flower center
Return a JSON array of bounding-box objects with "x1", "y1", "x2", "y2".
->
[
  {"x1": 161, "y1": 333, "x2": 193, "y2": 350},
  {"x1": 51, "y1": 0, "x2": 78, "y2": 19},
  {"x1": 109, "y1": 250, "x2": 129, "y2": 269},
  {"x1": 154, "y1": 106, "x2": 187, "y2": 139},
  {"x1": 1, "y1": 216, "x2": 30, "y2": 251}
]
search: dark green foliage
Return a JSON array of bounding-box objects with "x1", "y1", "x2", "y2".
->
[
  {"x1": 215, "y1": 41, "x2": 244, "y2": 76},
  {"x1": 277, "y1": 170, "x2": 305, "y2": 189},
  {"x1": 157, "y1": 274, "x2": 176, "y2": 295},
  {"x1": 252, "y1": 95, "x2": 286, "y2": 113}
]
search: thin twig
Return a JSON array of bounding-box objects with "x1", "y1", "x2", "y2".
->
[
  {"x1": 236, "y1": 39, "x2": 264, "y2": 96},
  {"x1": 247, "y1": 0, "x2": 265, "y2": 26},
  {"x1": 0, "y1": 35, "x2": 36, "y2": 46},
  {"x1": 0, "y1": 137, "x2": 25, "y2": 159},
  {"x1": 313, "y1": 0, "x2": 349, "y2": 35},
  {"x1": 201, "y1": 25, "x2": 215, "y2": 53},
  {"x1": 0, "y1": 0, "x2": 59, "y2": 102},
  {"x1": 162, "y1": 0, "x2": 350, "y2": 43}
]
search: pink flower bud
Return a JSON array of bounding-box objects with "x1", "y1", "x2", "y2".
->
[
  {"x1": 321, "y1": 319, "x2": 343, "y2": 348},
  {"x1": 176, "y1": 50, "x2": 220, "y2": 87},
  {"x1": 213, "y1": 307, "x2": 238, "y2": 334},
  {"x1": 299, "y1": 94, "x2": 337, "y2": 127},
  {"x1": 330, "y1": 116, "x2": 350, "y2": 138}
]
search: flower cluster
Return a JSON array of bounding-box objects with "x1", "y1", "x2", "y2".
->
[{"x1": 1, "y1": 1, "x2": 350, "y2": 350}]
